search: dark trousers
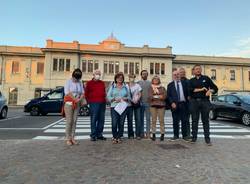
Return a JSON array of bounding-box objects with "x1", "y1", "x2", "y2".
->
[
  {"x1": 189, "y1": 99, "x2": 211, "y2": 140},
  {"x1": 127, "y1": 106, "x2": 141, "y2": 137},
  {"x1": 171, "y1": 102, "x2": 189, "y2": 138},
  {"x1": 111, "y1": 108, "x2": 127, "y2": 139},
  {"x1": 89, "y1": 103, "x2": 106, "y2": 138}
]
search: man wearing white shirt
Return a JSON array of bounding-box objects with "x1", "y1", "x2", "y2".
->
[{"x1": 167, "y1": 69, "x2": 190, "y2": 141}]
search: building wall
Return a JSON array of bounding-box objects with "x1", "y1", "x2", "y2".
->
[{"x1": 1, "y1": 40, "x2": 250, "y2": 105}]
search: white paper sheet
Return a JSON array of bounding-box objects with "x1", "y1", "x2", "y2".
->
[{"x1": 114, "y1": 101, "x2": 128, "y2": 115}]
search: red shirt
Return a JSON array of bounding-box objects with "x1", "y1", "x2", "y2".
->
[{"x1": 85, "y1": 79, "x2": 106, "y2": 103}]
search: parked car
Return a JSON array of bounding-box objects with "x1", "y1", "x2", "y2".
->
[
  {"x1": 0, "y1": 91, "x2": 8, "y2": 119},
  {"x1": 24, "y1": 87, "x2": 89, "y2": 116},
  {"x1": 210, "y1": 93, "x2": 250, "y2": 126}
]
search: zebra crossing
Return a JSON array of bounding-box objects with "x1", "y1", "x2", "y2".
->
[{"x1": 33, "y1": 116, "x2": 250, "y2": 140}]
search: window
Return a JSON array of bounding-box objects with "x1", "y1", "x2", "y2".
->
[
  {"x1": 129, "y1": 62, "x2": 134, "y2": 74},
  {"x1": 8, "y1": 88, "x2": 18, "y2": 105},
  {"x1": 124, "y1": 62, "x2": 128, "y2": 74},
  {"x1": 34, "y1": 88, "x2": 41, "y2": 98},
  {"x1": 161, "y1": 63, "x2": 165, "y2": 75},
  {"x1": 155, "y1": 63, "x2": 160, "y2": 74},
  {"x1": 230, "y1": 70, "x2": 235, "y2": 81},
  {"x1": 94, "y1": 62, "x2": 99, "y2": 70},
  {"x1": 82, "y1": 60, "x2": 87, "y2": 72},
  {"x1": 53, "y1": 58, "x2": 58, "y2": 71},
  {"x1": 104, "y1": 62, "x2": 108, "y2": 74},
  {"x1": 211, "y1": 69, "x2": 216, "y2": 80},
  {"x1": 115, "y1": 62, "x2": 119, "y2": 73},
  {"x1": 88, "y1": 60, "x2": 93, "y2": 73},
  {"x1": 150, "y1": 63, "x2": 154, "y2": 75},
  {"x1": 59, "y1": 59, "x2": 65, "y2": 71},
  {"x1": 109, "y1": 61, "x2": 114, "y2": 74},
  {"x1": 135, "y1": 62, "x2": 140, "y2": 74},
  {"x1": 37, "y1": 62, "x2": 44, "y2": 74},
  {"x1": 216, "y1": 95, "x2": 225, "y2": 102},
  {"x1": 66, "y1": 59, "x2": 70, "y2": 72},
  {"x1": 12, "y1": 61, "x2": 20, "y2": 74},
  {"x1": 47, "y1": 91, "x2": 63, "y2": 99},
  {"x1": 226, "y1": 95, "x2": 239, "y2": 105}
]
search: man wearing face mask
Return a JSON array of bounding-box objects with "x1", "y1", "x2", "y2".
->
[{"x1": 85, "y1": 70, "x2": 107, "y2": 141}]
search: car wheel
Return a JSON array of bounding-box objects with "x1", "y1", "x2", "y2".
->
[
  {"x1": 242, "y1": 112, "x2": 250, "y2": 126},
  {"x1": 79, "y1": 106, "x2": 90, "y2": 116},
  {"x1": 41, "y1": 112, "x2": 48, "y2": 116},
  {"x1": 209, "y1": 110, "x2": 217, "y2": 120},
  {"x1": 0, "y1": 107, "x2": 8, "y2": 119},
  {"x1": 30, "y1": 106, "x2": 40, "y2": 116}
]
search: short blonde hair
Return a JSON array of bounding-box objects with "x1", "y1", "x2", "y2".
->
[{"x1": 151, "y1": 75, "x2": 161, "y2": 84}]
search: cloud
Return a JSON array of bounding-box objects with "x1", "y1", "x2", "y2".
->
[{"x1": 218, "y1": 37, "x2": 250, "y2": 58}]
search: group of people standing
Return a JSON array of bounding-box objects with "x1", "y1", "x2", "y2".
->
[{"x1": 63, "y1": 64, "x2": 218, "y2": 146}]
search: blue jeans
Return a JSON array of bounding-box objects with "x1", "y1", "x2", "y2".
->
[
  {"x1": 111, "y1": 108, "x2": 127, "y2": 139},
  {"x1": 127, "y1": 106, "x2": 141, "y2": 137},
  {"x1": 140, "y1": 103, "x2": 151, "y2": 136},
  {"x1": 89, "y1": 103, "x2": 106, "y2": 138}
]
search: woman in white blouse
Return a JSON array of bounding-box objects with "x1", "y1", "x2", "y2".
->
[{"x1": 64, "y1": 68, "x2": 85, "y2": 146}]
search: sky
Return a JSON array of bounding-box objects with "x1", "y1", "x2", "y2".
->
[{"x1": 1, "y1": 0, "x2": 250, "y2": 57}]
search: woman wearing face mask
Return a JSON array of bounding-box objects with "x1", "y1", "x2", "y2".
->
[
  {"x1": 85, "y1": 70, "x2": 107, "y2": 141},
  {"x1": 126, "y1": 74, "x2": 142, "y2": 139},
  {"x1": 63, "y1": 68, "x2": 85, "y2": 146}
]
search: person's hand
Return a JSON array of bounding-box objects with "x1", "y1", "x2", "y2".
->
[
  {"x1": 202, "y1": 87, "x2": 208, "y2": 91},
  {"x1": 115, "y1": 98, "x2": 121, "y2": 102},
  {"x1": 159, "y1": 95, "x2": 164, "y2": 99},
  {"x1": 206, "y1": 90, "x2": 211, "y2": 96},
  {"x1": 75, "y1": 98, "x2": 80, "y2": 103},
  {"x1": 171, "y1": 103, "x2": 177, "y2": 109}
]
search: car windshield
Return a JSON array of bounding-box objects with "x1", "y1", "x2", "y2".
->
[{"x1": 238, "y1": 95, "x2": 250, "y2": 104}]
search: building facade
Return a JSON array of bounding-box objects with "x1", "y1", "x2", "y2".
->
[{"x1": 1, "y1": 35, "x2": 250, "y2": 105}]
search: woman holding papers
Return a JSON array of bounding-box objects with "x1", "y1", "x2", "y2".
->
[
  {"x1": 126, "y1": 74, "x2": 142, "y2": 140},
  {"x1": 107, "y1": 72, "x2": 131, "y2": 144},
  {"x1": 149, "y1": 75, "x2": 167, "y2": 141}
]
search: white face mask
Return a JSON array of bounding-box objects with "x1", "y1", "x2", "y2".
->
[
  {"x1": 94, "y1": 74, "x2": 101, "y2": 80},
  {"x1": 129, "y1": 78, "x2": 135, "y2": 82}
]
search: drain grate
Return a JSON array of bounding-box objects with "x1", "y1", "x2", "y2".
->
[{"x1": 157, "y1": 144, "x2": 189, "y2": 150}]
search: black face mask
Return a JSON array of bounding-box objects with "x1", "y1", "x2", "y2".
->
[{"x1": 73, "y1": 73, "x2": 82, "y2": 80}]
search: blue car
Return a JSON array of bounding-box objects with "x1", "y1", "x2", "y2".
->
[
  {"x1": 0, "y1": 91, "x2": 8, "y2": 119},
  {"x1": 24, "y1": 87, "x2": 89, "y2": 116}
]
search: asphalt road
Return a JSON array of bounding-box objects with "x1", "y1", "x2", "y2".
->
[{"x1": 0, "y1": 107, "x2": 250, "y2": 140}]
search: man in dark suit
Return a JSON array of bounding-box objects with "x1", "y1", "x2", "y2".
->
[
  {"x1": 179, "y1": 67, "x2": 191, "y2": 138},
  {"x1": 167, "y1": 69, "x2": 190, "y2": 141}
]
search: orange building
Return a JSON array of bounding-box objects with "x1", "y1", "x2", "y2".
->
[{"x1": 1, "y1": 34, "x2": 250, "y2": 105}]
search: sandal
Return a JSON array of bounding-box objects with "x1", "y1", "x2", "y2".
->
[
  {"x1": 71, "y1": 140, "x2": 80, "y2": 145},
  {"x1": 66, "y1": 140, "x2": 73, "y2": 146},
  {"x1": 112, "y1": 138, "x2": 117, "y2": 144}
]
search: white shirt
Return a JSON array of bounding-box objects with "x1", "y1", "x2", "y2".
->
[
  {"x1": 126, "y1": 83, "x2": 142, "y2": 106},
  {"x1": 174, "y1": 80, "x2": 186, "y2": 102}
]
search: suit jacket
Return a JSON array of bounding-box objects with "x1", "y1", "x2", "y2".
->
[{"x1": 167, "y1": 80, "x2": 189, "y2": 105}]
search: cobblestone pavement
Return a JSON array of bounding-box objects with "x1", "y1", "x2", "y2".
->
[{"x1": 0, "y1": 139, "x2": 250, "y2": 184}]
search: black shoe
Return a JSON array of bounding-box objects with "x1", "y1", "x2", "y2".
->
[
  {"x1": 170, "y1": 136, "x2": 179, "y2": 141},
  {"x1": 205, "y1": 138, "x2": 212, "y2": 146},
  {"x1": 90, "y1": 137, "x2": 97, "y2": 141},
  {"x1": 190, "y1": 138, "x2": 197, "y2": 143},
  {"x1": 97, "y1": 136, "x2": 107, "y2": 141},
  {"x1": 160, "y1": 134, "x2": 164, "y2": 141},
  {"x1": 183, "y1": 136, "x2": 192, "y2": 142},
  {"x1": 151, "y1": 134, "x2": 156, "y2": 141},
  {"x1": 128, "y1": 135, "x2": 134, "y2": 139}
]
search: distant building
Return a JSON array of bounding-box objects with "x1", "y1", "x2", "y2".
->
[{"x1": 1, "y1": 34, "x2": 250, "y2": 105}]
